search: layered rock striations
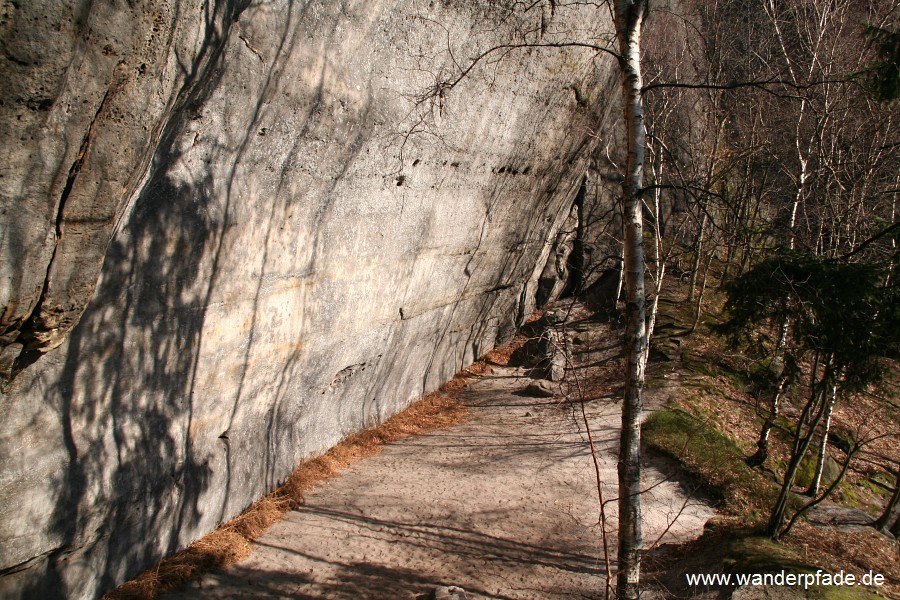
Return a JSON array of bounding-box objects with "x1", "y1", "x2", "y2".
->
[{"x1": 0, "y1": 1, "x2": 619, "y2": 597}]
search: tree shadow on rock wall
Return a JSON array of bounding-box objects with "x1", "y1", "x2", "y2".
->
[
  {"x1": 21, "y1": 0, "x2": 388, "y2": 596},
  {"x1": 47, "y1": 169, "x2": 218, "y2": 597},
  {"x1": 21, "y1": 0, "x2": 261, "y2": 597}
]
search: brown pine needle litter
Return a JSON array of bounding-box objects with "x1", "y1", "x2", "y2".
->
[{"x1": 103, "y1": 387, "x2": 469, "y2": 600}]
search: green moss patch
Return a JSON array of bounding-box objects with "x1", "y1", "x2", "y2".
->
[{"x1": 644, "y1": 409, "x2": 778, "y2": 523}]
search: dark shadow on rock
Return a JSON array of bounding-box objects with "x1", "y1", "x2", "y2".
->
[
  {"x1": 16, "y1": 1, "x2": 262, "y2": 596},
  {"x1": 32, "y1": 153, "x2": 219, "y2": 599},
  {"x1": 580, "y1": 268, "x2": 620, "y2": 319}
]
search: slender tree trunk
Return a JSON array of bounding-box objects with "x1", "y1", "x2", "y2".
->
[
  {"x1": 644, "y1": 262, "x2": 663, "y2": 360},
  {"x1": 806, "y1": 386, "x2": 836, "y2": 497},
  {"x1": 643, "y1": 160, "x2": 665, "y2": 360},
  {"x1": 741, "y1": 192, "x2": 764, "y2": 273},
  {"x1": 887, "y1": 192, "x2": 896, "y2": 289},
  {"x1": 615, "y1": 242, "x2": 626, "y2": 311},
  {"x1": 768, "y1": 357, "x2": 832, "y2": 539},
  {"x1": 746, "y1": 376, "x2": 786, "y2": 467},
  {"x1": 875, "y1": 465, "x2": 900, "y2": 535},
  {"x1": 613, "y1": 2, "x2": 648, "y2": 598},
  {"x1": 884, "y1": 192, "x2": 897, "y2": 290},
  {"x1": 687, "y1": 211, "x2": 707, "y2": 303},
  {"x1": 719, "y1": 242, "x2": 735, "y2": 288},
  {"x1": 689, "y1": 252, "x2": 712, "y2": 333}
]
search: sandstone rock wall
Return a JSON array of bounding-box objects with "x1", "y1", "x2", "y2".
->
[{"x1": 0, "y1": 1, "x2": 619, "y2": 597}]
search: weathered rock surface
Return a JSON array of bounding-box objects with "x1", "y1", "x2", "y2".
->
[
  {"x1": 522, "y1": 379, "x2": 557, "y2": 398},
  {"x1": 433, "y1": 585, "x2": 469, "y2": 600},
  {"x1": 536, "y1": 202, "x2": 580, "y2": 306},
  {"x1": 0, "y1": 1, "x2": 620, "y2": 598}
]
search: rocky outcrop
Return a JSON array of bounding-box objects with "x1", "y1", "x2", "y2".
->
[{"x1": 0, "y1": 1, "x2": 619, "y2": 598}]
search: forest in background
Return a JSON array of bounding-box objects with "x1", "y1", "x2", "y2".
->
[
  {"x1": 627, "y1": 0, "x2": 899, "y2": 596},
  {"x1": 489, "y1": 0, "x2": 900, "y2": 596}
]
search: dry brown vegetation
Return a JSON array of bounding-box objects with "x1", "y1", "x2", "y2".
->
[
  {"x1": 479, "y1": 309, "x2": 545, "y2": 368},
  {"x1": 103, "y1": 389, "x2": 469, "y2": 600},
  {"x1": 674, "y1": 318, "x2": 899, "y2": 516},
  {"x1": 644, "y1": 278, "x2": 900, "y2": 598},
  {"x1": 791, "y1": 522, "x2": 900, "y2": 597}
]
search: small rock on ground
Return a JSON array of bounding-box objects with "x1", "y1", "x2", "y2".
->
[
  {"x1": 433, "y1": 585, "x2": 468, "y2": 600},
  {"x1": 522, "y1": 380, "x2": 556, "y2": 397}
]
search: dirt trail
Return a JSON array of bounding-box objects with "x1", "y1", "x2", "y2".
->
[{"x1": 166, "y1": 316, "x2": 713, "y2": 599}]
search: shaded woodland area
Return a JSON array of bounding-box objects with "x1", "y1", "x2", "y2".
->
[
  {"x1": 640, "y1": 0, "x2": 899, "y2": 533},
  {"x1": 626, "y1": 0, "x2": 900, "y2": 596}
]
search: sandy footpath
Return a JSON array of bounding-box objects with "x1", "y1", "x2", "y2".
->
[{"x1": 165, "y1": 348, "x2": 713, "y2": 600}]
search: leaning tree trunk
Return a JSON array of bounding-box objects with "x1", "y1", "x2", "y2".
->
[
  {"x1": 768, "y1": 358, "x2": 833, "y2": 539},
  {"x1": 746, "y1": 376, "x2": 786, "y2": 467},
  {"x1": 687, "y1": 211, "x2": 707, "y2": 303},
  {"x1": 747, "y1": 317, "x2": 790, "y2": 467},
  {"x1": 643, "y1": 156, "x2": 665, "y2": 360},
  {"x1": 806, "y1": 386, "x2": 836, "y2": 497},
  {"x1": 689, "y1": 252, "x2": 713, "y2": 333},
  {"x1": 613, "y1": 2, "x2": 648, "y2": 599},
  {"x1": 875, "y1": 464, "x2": 900, "y2": 535}
]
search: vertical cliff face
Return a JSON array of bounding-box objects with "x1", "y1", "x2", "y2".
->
[
  {"x1": 1, "y1": 0, "x2": 250, "y2": 361},
  {"x1": 0, "y1": 1, "x2": 619, "y2": 597}
]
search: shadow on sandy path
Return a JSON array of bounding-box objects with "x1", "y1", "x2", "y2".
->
[{"x1": 165, "y1": 310, "x2": 713, "y2": 600}]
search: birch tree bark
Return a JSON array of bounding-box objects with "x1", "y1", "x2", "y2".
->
[
  {"x1": 806, "y1": 385, "x2": 836, "y2": 497},
  {"x1": 613, "y1": 1, "x2": 648, "y2": 598}
]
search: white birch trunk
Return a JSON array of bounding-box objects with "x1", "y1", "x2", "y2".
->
[
  {"x1": 806, "y1": 386, "x2": 836, "y2": 497},
  {"x1": 688, "y1": 211, "x2": 707, "y2": 303},
  {"x1": 613, "y1": 2, "x2": 647, "y2": 598},
  {"x1": 643, "y1": 149, "x2": 664, "y2": 363}
]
